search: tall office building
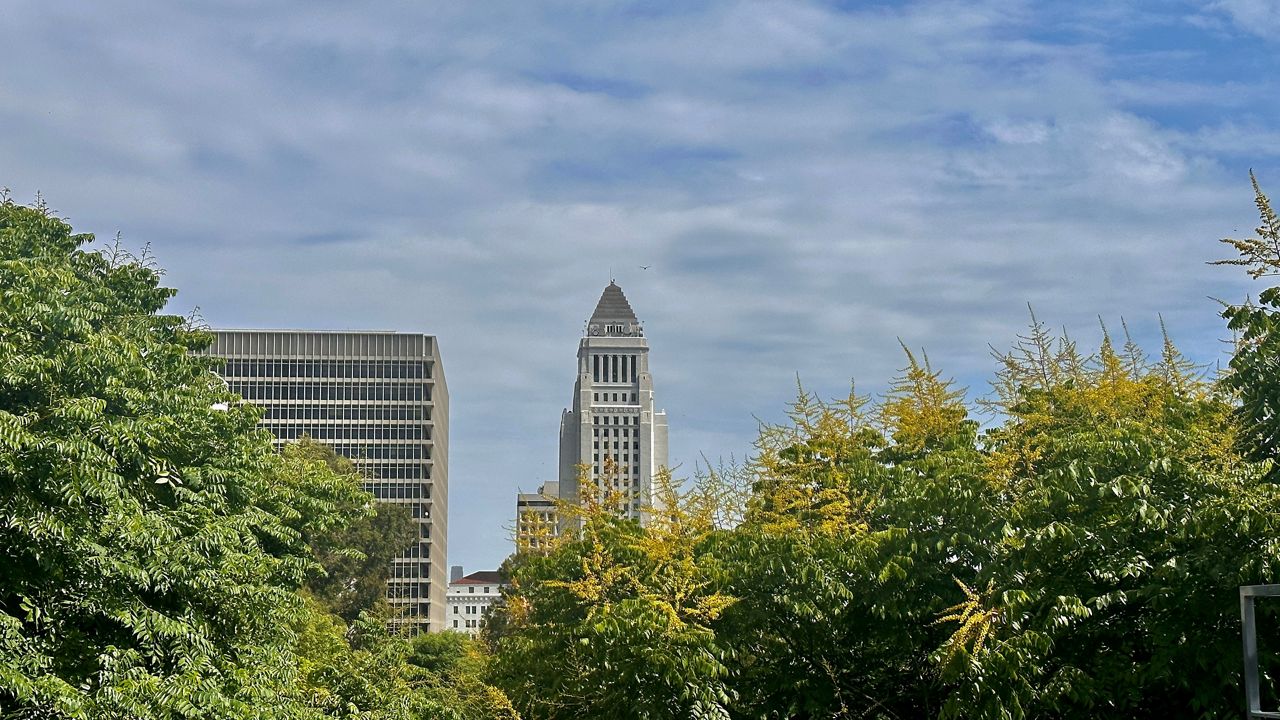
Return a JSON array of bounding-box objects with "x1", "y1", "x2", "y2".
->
[
  {"x1": 208, "y1": 330, "x2": 448, "y2": 631},
  {"x1": 558, "y1": 282, "x2": 668, "y2": 523}
]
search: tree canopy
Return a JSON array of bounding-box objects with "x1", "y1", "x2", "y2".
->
[
  {"x1": 7, "y1": 176, "x2": 1280, "y2": 718},
  {"x1": 0, "y1": 197, "x2": 515, "y2": 719},
  {"x1": 285, "y1": 437, "x2": 419, "y2": 623},
  {"x1": 0, "y1": 196, "x2": 332, "y2": 716},
  {"x1": 488, "y1": 178, "x2": 1280, "y2": 719}
]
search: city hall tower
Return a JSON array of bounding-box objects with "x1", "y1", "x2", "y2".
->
[{"x1": 557, "y1": 282, "x2": 668, "y2": 523}]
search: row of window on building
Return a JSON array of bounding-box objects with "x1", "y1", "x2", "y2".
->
[
  {"x1": 388, "y1": 581, "x2": 428, "y2": 599},
  {"x1": 260, "y1": 436, "x2": 432, "y2": 462},
  {"x1": 397, "y1": 603, "x2": 430, "y2": 619},
  {"x1": 344, "y1": 464, "x2": 430, "y2": 480},
  {"x1": 221, "y1": 358, "x2": 431, "y2": 380},
  {"x1": 398, "y1": 542, "x2": 429, "y2": 558},
  {"x1": 595, "y1": 476, "x2": 642, "y2": 489},
  {"x1": 591, "y1": 353, "x2": 639, "y2": 384},
  {"x1": 263, "y1": 423, "x2": 429, "y2": 441},
  {"x1": 391, "y1": 562, "x2": 431, "y2": 579},
  {"x1": 230, "y1": 381, "x2": 430, "y2": 403},
  {"x1": 580, "y1": 485, "x2": 642, "y2": 511},
  {"x1": 517, "y1": 506, "x2": 558, "y2": 549},
  {"x1": 594, "y1": 391, "x2": 637, "y2": 403},
  {"x1": 596, "y1": 428, "x2": 637, "y2": 438},
  {"x1": 322, "y1": 443, "x2": 430, "y2": 460},
  {"x1": 366, "y1": 482, "x2": 432, "y2": 501},
  {"x1": 594, "y1": 452, "x2": 640, "y2": 476},
  {"x1": 264, "y1": 405, "x2": 428, "y2": 422}
]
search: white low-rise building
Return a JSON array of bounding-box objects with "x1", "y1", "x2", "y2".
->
[{"x1": 446, "y1": 567, "x2": 504, "y2": 636}]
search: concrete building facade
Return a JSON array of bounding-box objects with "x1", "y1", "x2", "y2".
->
[
  {"x1": 557, "y1": 282, "x2": 668, "y2": 524},
  {"x1": 208, "y1": 330, "x2": 448, "y2": 631},
  {"x1": 446, "y1": 567, "x2": 505, "y2": 636},
  {"x1": 515, "y1": 481, "x2": 560, "y2": 552}
]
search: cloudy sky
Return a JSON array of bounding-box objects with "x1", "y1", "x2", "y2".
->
[{"x1": 2, "y1": 0, "x2": 1278, "y2": 571}]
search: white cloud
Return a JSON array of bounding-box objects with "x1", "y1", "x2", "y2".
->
[
  {"x1": 986, "y1": 118, "x2": 1054, "y2": 144},
  {"x1": 1187, "y1": 122, "x2": 1280, "y2": 157},
  {"x1": 0, "y1": 0, "x2": 1271, "y2": 570},
  {"x1": 1209, "y1": 0, "x2": 1280, "y2": 37},
  {"x1": 1088, "y1": 114, "x2": 1188, "y2": 185}
]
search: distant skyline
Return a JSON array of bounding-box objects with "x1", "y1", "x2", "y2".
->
[{"x1": 1, "y1": 1, "x2": 1278, "y2": 571}]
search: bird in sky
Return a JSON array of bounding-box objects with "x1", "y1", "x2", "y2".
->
[{"x1": 639, "y1": 265, "x2": 651, "y2": 270}]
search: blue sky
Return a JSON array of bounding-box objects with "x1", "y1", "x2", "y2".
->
[{"x1": 2, "y1": 0, "x2": 1278, "y2": 571}]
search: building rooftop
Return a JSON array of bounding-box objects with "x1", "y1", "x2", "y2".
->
[
  {"x1": 518, "y1": 481, "x2": 560, "y2": 502},
  {"x1": 214, "y1": 328, "x2": 410, "y2": 334},
  {"x1": 588, "y1": 282, "x2": 638, "y2": 325},
  {"x1": 450, "y1": 570, "x2": 504, "y2": 586}
]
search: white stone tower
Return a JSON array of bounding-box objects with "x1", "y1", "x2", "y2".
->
[{"x1": 558, "y1": 282, "x2": 668, "y2": 523}]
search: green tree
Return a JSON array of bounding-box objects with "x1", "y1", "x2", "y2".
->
[
  {"x1": 1216, "y1": 172, "x2": 1280, "y2": 471},
  {"x1": 407, "y1": 632, "x2": 519, "y2": 720},
  {"x1": 289, "y1": 599, "x2": 522, "y2": 720},
  {"x1": 292, "y1": 599, "x2": 439, "y2": 719},
  {"x1": 491, "y1": 468, "x2": 734, "y2": 720},
  {"x1": 716, "y1": 358, "x2": 996, "y2": 719},
  {"x1": 940, "y1": 321, "x2": 1280, "y2": 718},
  {"x1": 285, "y1": 436, "x2": 419, "y2": 623},
  {"x1": 0, "y1": 198, "x2": 354, "y2": 716}
]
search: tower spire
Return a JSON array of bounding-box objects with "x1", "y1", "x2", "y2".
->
[{"x1": 588, "y1": 282, "x2": 638, "y2": 327}]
